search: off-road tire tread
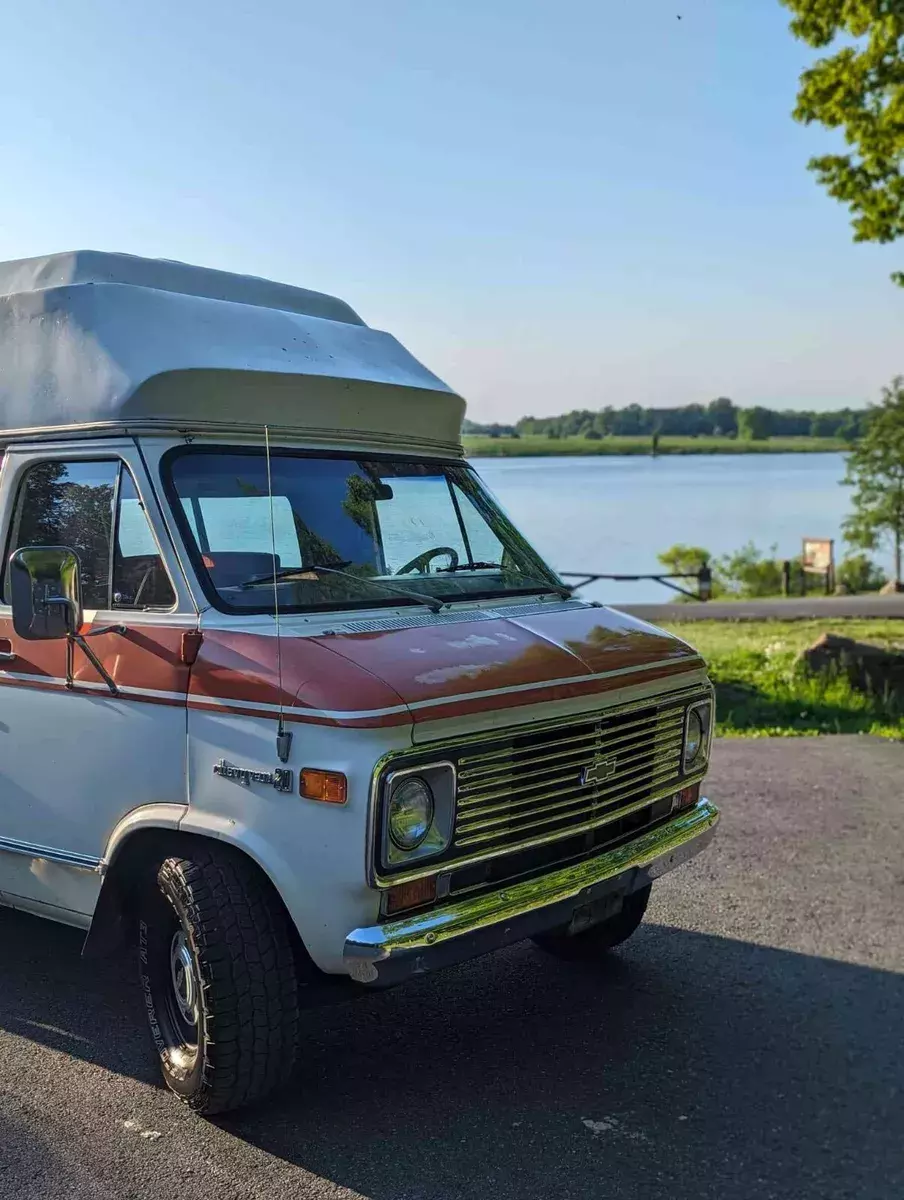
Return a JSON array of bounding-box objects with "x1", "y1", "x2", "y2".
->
[{"x1": 156, "y1": 848, "x2": 299, "y2": 1114}]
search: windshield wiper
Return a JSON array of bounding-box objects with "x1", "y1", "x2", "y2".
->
[
  {"x1": 436, "y1": 560, "x2": 504, "y2": 571},
  {"x1": 239, "y1": 563, "x2": 445, "y2": 614},
  {"x1": 437, "y1": 562, "x2": 574, "y2": 601}
]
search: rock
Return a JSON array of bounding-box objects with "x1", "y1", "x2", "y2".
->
[
  {"x1": 879, "y1": 579, "x2": 904, "y2": 594},
  {"x1": 833, "y1": 581, "x2": 852, "y2": 596},
  {"x1": 798, "y1": 633, "x2": 904, "y2": 701}
]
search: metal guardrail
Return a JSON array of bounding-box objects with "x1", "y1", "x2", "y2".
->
[
  {"x1": 561, "y1": 564, "x2": 713, "y2": 602},
  {"x1": 562, "y1": 560, "x2": 841, "y2": 602}
]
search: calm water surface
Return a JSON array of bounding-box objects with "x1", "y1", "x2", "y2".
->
[{"x1": 475, "y1": 453, "x2": 867, "y2": 605}]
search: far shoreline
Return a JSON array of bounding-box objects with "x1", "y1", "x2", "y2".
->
[{"x1": 463, "y1": 434, "x2": 847, "y2": 457}]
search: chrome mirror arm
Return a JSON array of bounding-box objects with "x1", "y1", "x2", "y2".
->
[{"x1": 64, "y1": 625, "x2": 126, "y2": 697}]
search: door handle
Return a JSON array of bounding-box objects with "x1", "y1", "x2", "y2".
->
[{"x1": 0, "y1": 638, "x2": 17, "y2": 663}]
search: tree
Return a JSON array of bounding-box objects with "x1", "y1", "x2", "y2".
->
[
  {"x1": 613, "y1": 404, "x2": 645, "y2": 436},
  {"x1": 836, "y1": 552, "x2": 887, "y2": 593},
  {"x1": 707, "y1": 396, "x2": 737, "y2": 437},
  {"x1": 657, "y1": 545, "x2": 711, "y2": 574},
  {"x1": 810, "y1": 411, "x2": 840, "y2": 438},
  {"x1": 839, "y1": 409, "x2": 867, "y2": 441},
  {"x1": 509, "y1": 400, "x2": 863, "y2": 441},
  {"x1": 592, "y1": 409, "x2": 612, "y2": 436},
  {"x1": 843, "y1": 377, "x2": 904, "y2": 585},
  {"x1": 737, "y1": 406, "x2": 772, "y2": 440},
  {"x1": 783, "y1": 1, "x2": 904, "y2": 284},
  {"x1": 656, "y1": 544, "x2": 725, "y2": 598},
  {"x1": 717, "y1": 542, "x2": 791, "y2": 598}
]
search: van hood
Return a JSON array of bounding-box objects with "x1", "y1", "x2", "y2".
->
[
  {"x1": 193, "y1": 602, "x2": 702, "y2": 731},
  {"x1": 308, "y1": 601, "x2": 701, "y2": 732}
]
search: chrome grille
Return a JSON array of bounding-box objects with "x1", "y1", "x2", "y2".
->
[{"x1": 453, "y1": 702, "x2": 686, "y2": 859}]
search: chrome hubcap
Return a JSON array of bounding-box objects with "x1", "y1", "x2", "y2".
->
[{"x1": 169, "y1": 931, "x2": 198, "y2": 1028}]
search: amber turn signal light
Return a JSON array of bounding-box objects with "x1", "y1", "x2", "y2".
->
[
  {"x1": 300, "y1": 769, "x2": 348, "y2": 805},
  {"x1": 385, "y1": 875, "x2": 437, "y2": 915},
  {"x1": 671, "y1": 782, "x2": 700, "y2": 813}
]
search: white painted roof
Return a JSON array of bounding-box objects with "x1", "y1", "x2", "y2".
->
[{"x1": 0, "y1": 251, "x2": 465, "y2": 454}]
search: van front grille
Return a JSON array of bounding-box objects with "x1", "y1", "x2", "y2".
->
[{"x1": 453, "y1": 703, "x2": 685, "y2": 860}]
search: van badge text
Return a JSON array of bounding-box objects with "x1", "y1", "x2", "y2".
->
[{"x1": 213, "y1": 760, "x2": 294, "y2": 793}]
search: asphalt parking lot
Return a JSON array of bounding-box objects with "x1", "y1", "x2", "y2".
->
[{"x1": 1, "y1": 737, "x2": 903, "y2": 1200}]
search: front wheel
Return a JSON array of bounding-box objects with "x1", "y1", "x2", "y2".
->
[
  {"x1": 532, "y1": 885, "x2": 651, "y2": 961},
  {"x1": 138, "y1": 845, "x2": 299, "y2": 1114}
]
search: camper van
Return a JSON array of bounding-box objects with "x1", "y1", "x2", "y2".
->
[{"x1": 0, "y1": 252, "x2": 718, "y2": 1113}]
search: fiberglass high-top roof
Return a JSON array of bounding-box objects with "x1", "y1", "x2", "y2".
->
[{"x1": 0, "y1": 251, "x2": 464, "y2": 453}]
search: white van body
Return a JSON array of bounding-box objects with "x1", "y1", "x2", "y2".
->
[{"x1": 0, "y1": 252, "x2": 718, "y2": 1112}]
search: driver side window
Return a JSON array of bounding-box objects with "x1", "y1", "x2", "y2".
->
[
  {"x1": 5, "y1": 459, "x2": 175, "y2": 610},
  {"x1": 113, "y1": 470, "x2": 177, "y2": 608}
]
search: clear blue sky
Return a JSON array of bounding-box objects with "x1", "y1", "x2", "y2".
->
[{"x1": 2, "y1": 0, "x2": 901, "y2": 421}]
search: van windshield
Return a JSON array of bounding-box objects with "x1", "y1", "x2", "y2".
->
[{"x1": 165, "y1": 449, "x2": 567, "y2": 613}]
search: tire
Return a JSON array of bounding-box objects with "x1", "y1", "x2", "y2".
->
[
  {"x1": 137, "y1": 845, "x2": 300, "y2": 1114},
  {"x1": 532, "y1": 885, "x2": 652, "y2": 962}
]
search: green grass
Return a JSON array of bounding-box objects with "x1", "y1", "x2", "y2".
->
[
  {"x1": 464, "y1": 434, "x2": 846, "y2": 457},
  {"x1": 661, "y1": 619, "x2": 904, "y2": 740}
]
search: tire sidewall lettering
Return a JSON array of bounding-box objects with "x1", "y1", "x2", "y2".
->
[{"x1": 137, "y1": 870, "x2": 207, "y2": 1093}]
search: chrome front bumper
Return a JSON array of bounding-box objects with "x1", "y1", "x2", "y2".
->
[{"x1": 344, "y1": 798, "x2": 719, "y2": 985}]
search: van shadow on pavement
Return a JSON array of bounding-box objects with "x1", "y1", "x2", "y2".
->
[{"x1": 1, "y1": 907, "x2": 902, "y2": 1200}]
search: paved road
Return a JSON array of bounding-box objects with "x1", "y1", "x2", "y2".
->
[
  {"x1": 614, "y1": 592, "x2": 904, "y2": 622},
  {"x1": 2, "y1": 738, "x2": 903, "y2": 1200}
]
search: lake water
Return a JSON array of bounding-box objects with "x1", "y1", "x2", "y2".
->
[{"x1": 474, "y1": 453, "x2": 870, "y2": 605}]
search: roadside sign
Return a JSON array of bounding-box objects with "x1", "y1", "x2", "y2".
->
[
  {"x1": 801, "y1": 538, "x2": 835, "y2": 594},
  {"x1": 802, "y1": 538, "x2": 834, "y2": 574}
]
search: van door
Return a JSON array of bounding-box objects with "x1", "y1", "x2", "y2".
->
[{"x1": 0, "y1": 449, "x2": 191, "y2": 925}]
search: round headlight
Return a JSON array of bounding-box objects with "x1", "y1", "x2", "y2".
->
[
  {"x1": 685, "y1": 709, "x2": 704, "y2": 764},
  {"x1": 388, "y1": 777, "x2": 435, "y2": 850}
]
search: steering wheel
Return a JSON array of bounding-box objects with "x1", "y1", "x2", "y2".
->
[{"x1": 395, "y1": 546, "x2": 460, "y2": 575}]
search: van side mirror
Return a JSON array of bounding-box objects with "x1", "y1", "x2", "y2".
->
[{"x1": 8, "y1": 546, "x2": 83, "y2": 640}]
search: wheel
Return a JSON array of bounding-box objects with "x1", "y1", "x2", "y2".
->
[
  {"x1": 395, "y1": 545, "x2": 460, "y2": 574},
  {"x1": 532, "y1": 885, "x2": 651, "y2": 961},
  {"x1": 137, "y1": 845, "x2": 299, "y2": 1114}
]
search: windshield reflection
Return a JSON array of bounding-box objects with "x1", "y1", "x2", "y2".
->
[{"x1": 166, "y1": 450, "x2": 566, "y2": 613}]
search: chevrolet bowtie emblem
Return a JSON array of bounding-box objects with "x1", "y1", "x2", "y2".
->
[{"x1": 581, "y1": 757, "x2": 617, "y2": 787}]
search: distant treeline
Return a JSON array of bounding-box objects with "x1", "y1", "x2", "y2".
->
[{"x1": 463, "y1": 398, "x2": 870, "y2": 441}]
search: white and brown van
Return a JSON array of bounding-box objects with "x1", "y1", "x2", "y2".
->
[{"x1": 0, "y1": 251, "x2": 718, "y2": 1113}]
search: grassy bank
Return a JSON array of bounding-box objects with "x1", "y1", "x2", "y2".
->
[
  {"x1": 464, "y1": 434, "x2": 846, "y2": 457},
  {"x1": 663, "y1": 619, "x2": 904, "y2": 740}
]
